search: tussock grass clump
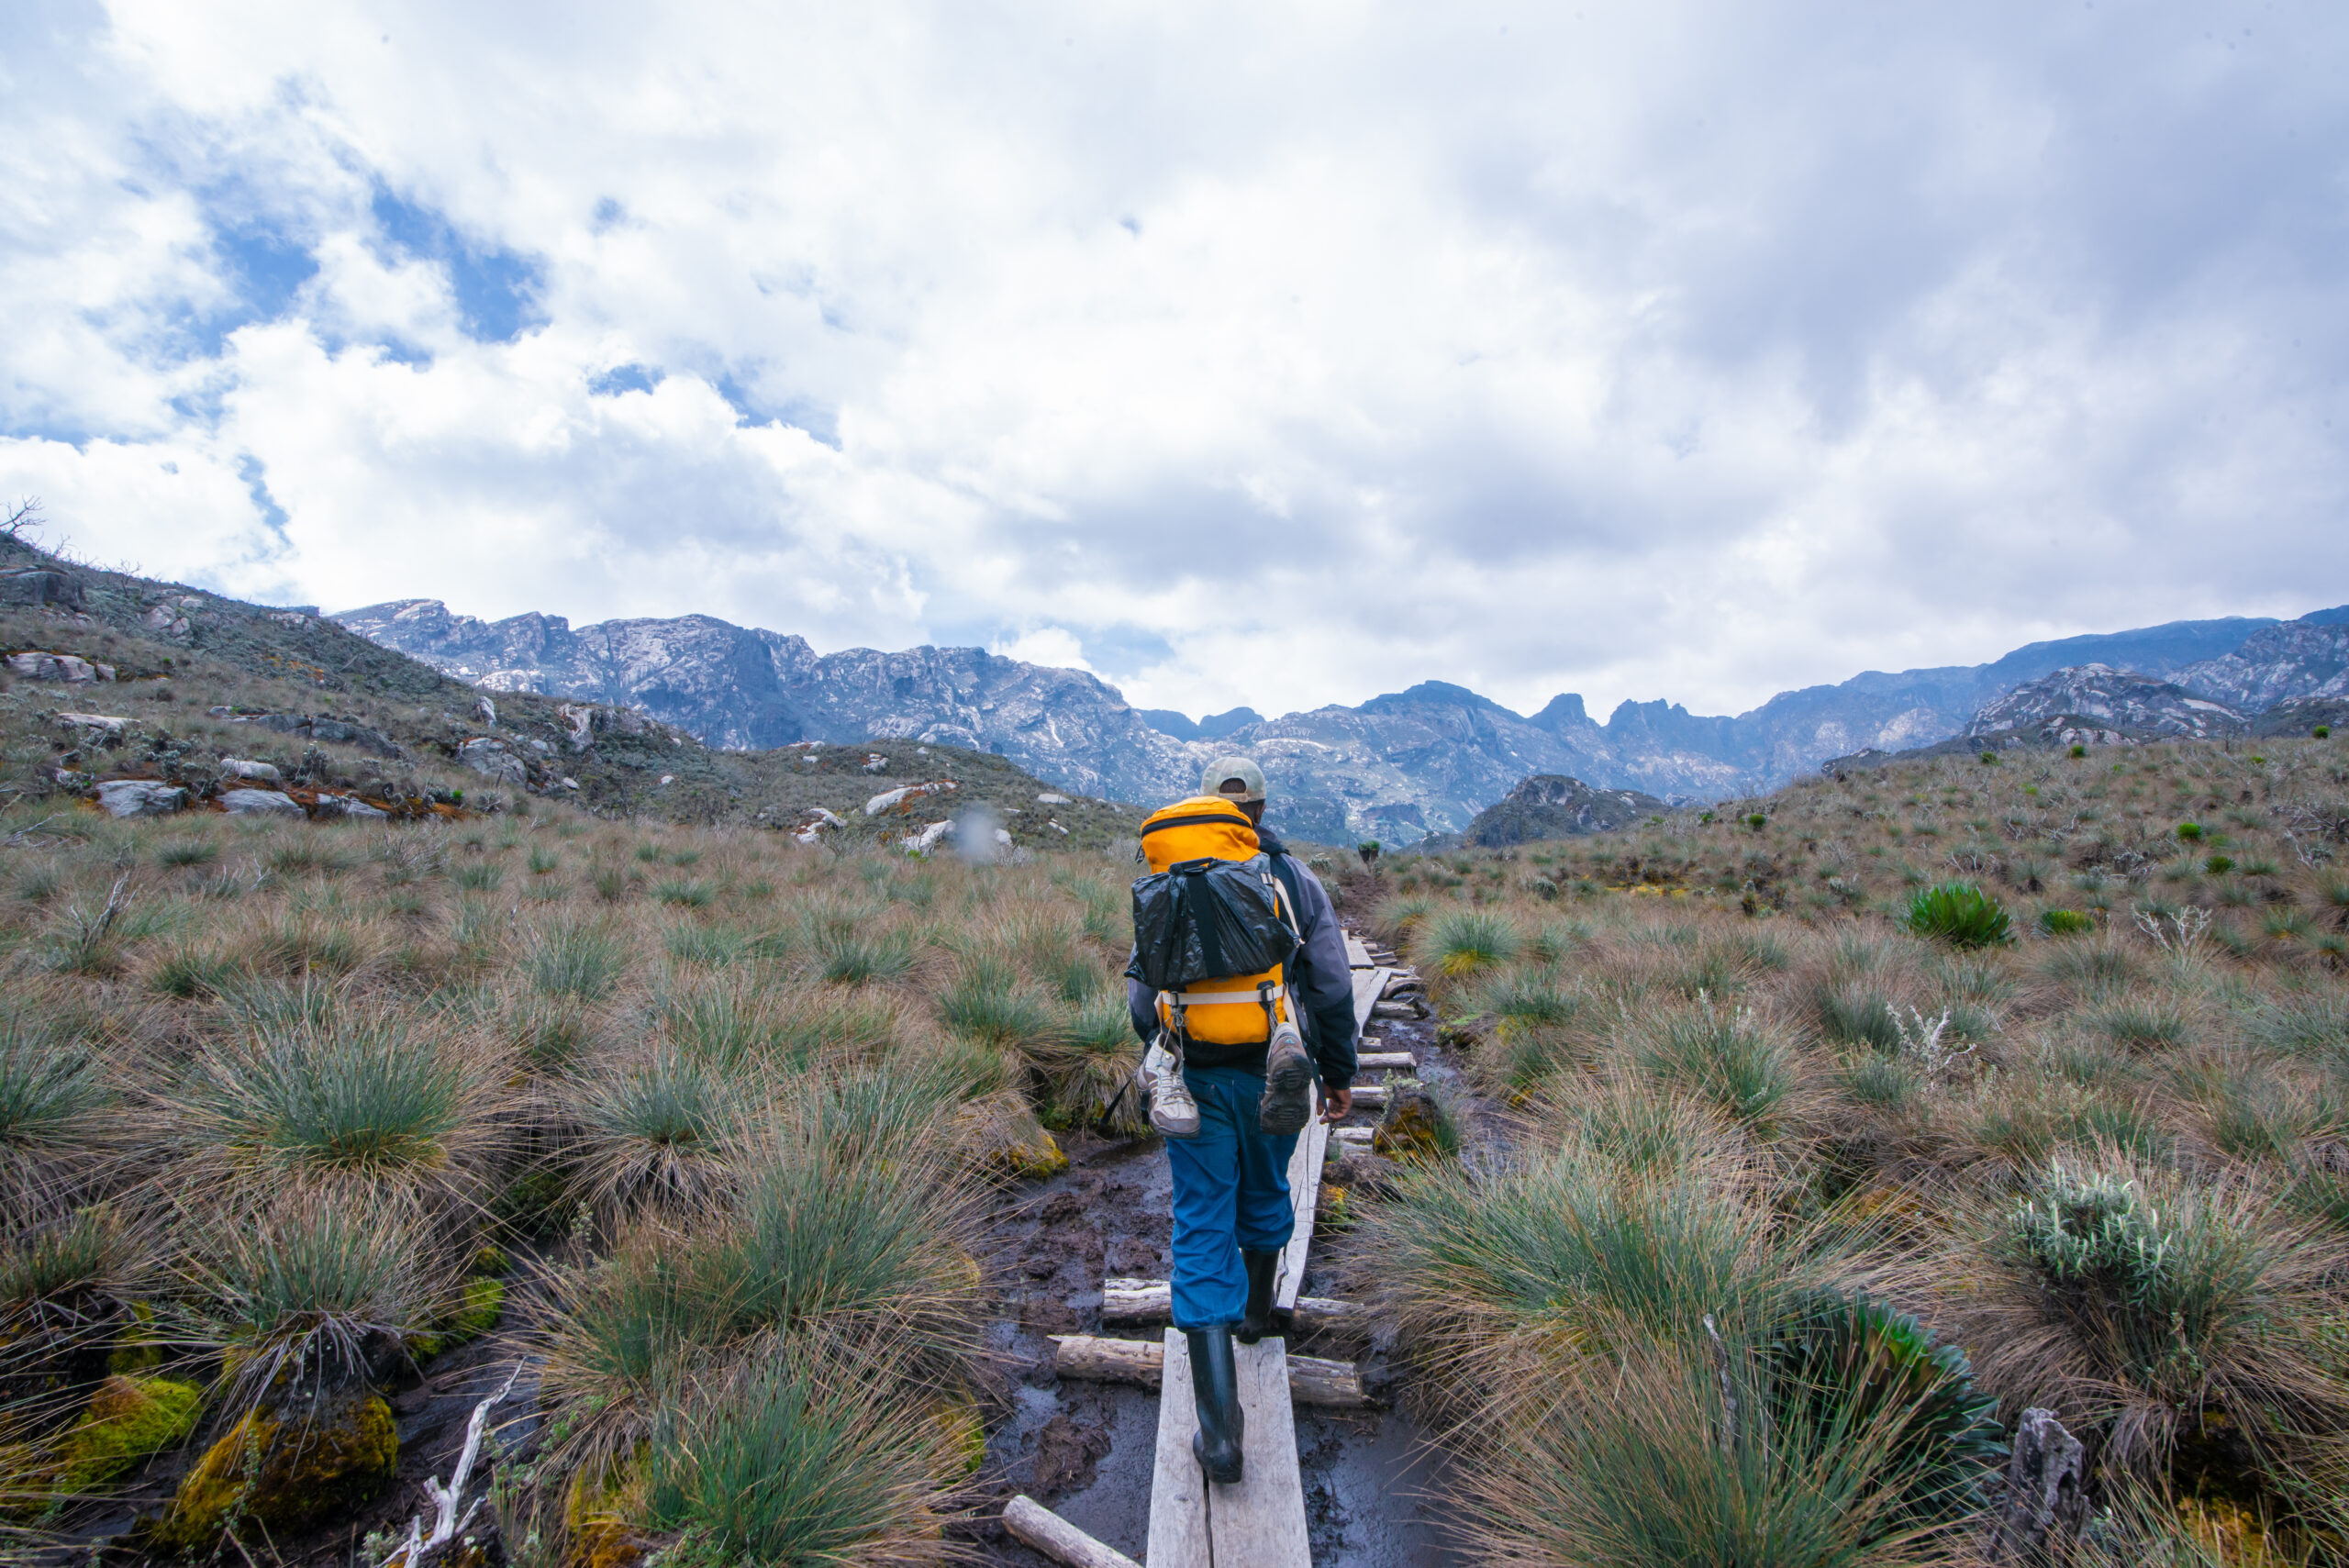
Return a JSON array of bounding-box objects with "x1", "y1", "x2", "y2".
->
[
  {"x1": 0, "y1": 1010, "x2": 113, "y2": 1207},
  {"x1": 1419, "y1": 908, "x2": 1522, "y2": 977},
  {"x1": 185, "y1": 1197, "x2": 436, "y2": 1403},
  {"x1": 640, "y1": 1343, "x2": 959, "y2": 1567},
  {"x1": 167, "y1": 1009, "x2": 504, "y2": 1207},
  {"x1": 1636, "y1": 1000, "x2": 1799, "y2": 1133}
]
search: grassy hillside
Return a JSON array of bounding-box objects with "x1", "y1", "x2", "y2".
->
[
  {"x1": 0, "y1": 534, "x2": 1143, "y2": 851},
  {"x1": 1349, "y1": 734, "x2": 2349, "y2": 1562}
]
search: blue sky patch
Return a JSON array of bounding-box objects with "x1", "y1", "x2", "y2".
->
[
  {"x1": 369, "y1": 185, "x2": 548, "y2": 343},
  {"x1": 589, "y1": 362, "x2": 663, "y2": 396},
  {"x1": 235, "y1": 453, "x2": 293, "y2": 541},
  {"x1": 714, "y1": 368, "x2": 839, "y2": 447}
]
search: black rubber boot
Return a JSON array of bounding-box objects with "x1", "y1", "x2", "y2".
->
[
  {"x1": 1235, "y1": 1249, "x2": 1283, "y2": 1345},
  {"x1": 1186, "y1": 1326, "x2": 1245, "y2": 1485}
]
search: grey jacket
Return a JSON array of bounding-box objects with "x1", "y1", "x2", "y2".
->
[{"x1": 1126, "y1": 823, "x2": 1359, "y2": 1091}]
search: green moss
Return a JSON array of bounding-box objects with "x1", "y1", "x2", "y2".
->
[
  {"x1": 160, "y1": 1391, "x2": 397, "y2": 1550},
  {"x1": 471, "y1": 1243, "x2": 511, "y2": 1277},
  {"x1": 411, "y1": 1276, "x2": 507, "y2": 1360},
  {"x1": 55, "y1": 1374, "x2": 204, "y2": 1492},
  {"x1": 106, "y1": 1301, "x2": 163, "y2": 1375}
]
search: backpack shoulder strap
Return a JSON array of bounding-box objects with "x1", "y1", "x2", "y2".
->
[{"x1": 1266, "y1": 852, "x2": 1308, "y2": 940}]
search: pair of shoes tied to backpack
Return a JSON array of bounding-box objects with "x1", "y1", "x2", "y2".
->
[{"x1": 1145, "y1": 1024, "x2": 1313, "y2": 1140}]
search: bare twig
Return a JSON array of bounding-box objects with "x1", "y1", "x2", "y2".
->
[{"x1": 381, "y1": 1363, "x2": 524, "y2": 1568}]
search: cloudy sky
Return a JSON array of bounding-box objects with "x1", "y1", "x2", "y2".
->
[{"x1": 4, "y1": 1, "x2": 2344, "y2": 724}]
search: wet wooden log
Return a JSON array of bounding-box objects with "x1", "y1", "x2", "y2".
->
[
  {"x1": 1100, "y1": 1278, "x2": 1369, "y2": 1334},
  {"x1": 1004, "y1": 1496, "x2": 1141, "y2": 1568},
  {"x1": 1049, "y1": 1335, "x2": 1369, "y2": 1407},
  {"x1": 1354, "y1": 1051, "x2": 1416, "y2": 1070}
]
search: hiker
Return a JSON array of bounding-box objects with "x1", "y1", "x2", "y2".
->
[{"x1": 1126, "y1": 756, "x2": 1358, "y2": 1485}]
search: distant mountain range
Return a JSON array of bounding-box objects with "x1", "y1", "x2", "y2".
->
[{"x1": 336, "y1": 597, "x2": 2349, "y2": 841}]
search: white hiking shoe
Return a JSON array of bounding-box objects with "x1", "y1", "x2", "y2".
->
[{"x1": 1145, "y1": 1037, "x2": 1201, "y2": 1139}]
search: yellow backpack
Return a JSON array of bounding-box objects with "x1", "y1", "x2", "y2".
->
[{"x1": 1128, "y1": 795, "x2": 1302, "y2": 1046}]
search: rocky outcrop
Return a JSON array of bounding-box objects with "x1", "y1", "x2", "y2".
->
[
  {"x1": 1964, "y1": 664, "x2": 2247, "y2": 740},
  {"x1": 95, "y1": 780, "x2": 187, "y2": 817},
  {"x1": 1463, "y1": 774, "x2": 1670, "y2": 847},
  {"x1": 2177, "y1": 620, "x2": 2349, "y2": 711}
]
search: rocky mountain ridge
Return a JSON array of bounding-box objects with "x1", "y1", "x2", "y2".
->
[{"x1": 338, "y1": 596, "x2": 2349, "y2": 840}]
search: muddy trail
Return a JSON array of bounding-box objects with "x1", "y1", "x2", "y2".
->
[{"x1": 961, "y1": 927, "x2": 1485, "y2": 1568}]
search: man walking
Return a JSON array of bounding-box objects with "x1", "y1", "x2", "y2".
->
[{"x1": 1127, "y1": 756, "x2": 1358, "y2": 1485}]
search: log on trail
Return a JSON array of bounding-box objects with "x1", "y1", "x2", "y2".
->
[
  {"x1": 1003, "y1": 1496, "x2": 1141, "y2": 1568},
  {"x1": 1049, "y1": 1334, "x2": 1371, "y2": 1407},
  {"x1": 1354, "y1": 1051, "x2": 1417, "y2": 1070},
  {"x1": 1100, "y1": 1277, "x2": 1370, "y2": 1334}
]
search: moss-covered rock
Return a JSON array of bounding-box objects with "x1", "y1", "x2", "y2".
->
[
  {"x1": 1372, "y1": 1081, "x2": 1455, "y2": 1162},
  {"x1": 159, "y1": 1389, "x2": 397, "y2": 1550},
  {"x1": 55, "y1": 1374, "x2": 203, "y2": 1492}
]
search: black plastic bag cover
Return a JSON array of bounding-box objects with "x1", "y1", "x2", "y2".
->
[{"x1": 1126, "y1": 856, "x2": 1299, "y2": 991}]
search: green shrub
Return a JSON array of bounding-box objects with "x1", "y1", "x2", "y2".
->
[
  {"x1": 2176, "y1": 821, "x2": 2203, "y2": 841},
  {"x1": 1900, "y1": 883, "x2": 2012, "y2": 949},
  {"x1": 2204, "y1": 853, "x2": 2233, "y2": 875},
  {"x1": 2038, "y1": 908, "x2": 2094, "y2": 936}
]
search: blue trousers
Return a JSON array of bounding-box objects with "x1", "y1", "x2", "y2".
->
[{"x1": 1165, "y1": 1064, "x2": 1300, "y2": 1329}]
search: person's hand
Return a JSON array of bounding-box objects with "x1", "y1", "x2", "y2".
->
[{"x1": 1319, "y1": 1086, "x2": 1353, "y2": 1123}]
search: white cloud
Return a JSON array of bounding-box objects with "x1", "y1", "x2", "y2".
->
[{"x1": 2, "y1": 0, "x2": 2344, "y2": 727}]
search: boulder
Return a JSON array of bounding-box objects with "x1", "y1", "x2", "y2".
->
[
  {"x1": 312, "y1": 794, "x2": 389, "y2": 821},
  {"x1": 904, "y1": 819, "x2": 954, "y2": 854},
  {"x1": 218, "y1": 757, "x2": 283, "y2": 784},
  {"x1": 457, "y1": 738, "x2": 528, "y2": 785},
  {"x1": 0, "y1": 568, "x2": 81, "y2": 609},
  {"x1": 96, "y1": 780, "x2": 187, "y2": 817},
  {"x1": 864, "y1": 780, "x2": 959, "y2": 817},
  {"x1": 7, "y1": 651, "x2": 112, "y2": 683},
  {"x1": 1036, "y1": 792, "x2": 1072, "y2": 804},
  {"x1": 218, "y1": 788, "x2": 305, "y2": 818},
  {"x1": 57, "y1": 712, "x2": 128, "y2": 735},
  {"x1": 160, "y1": 1389, "x2": 396, "y2": 1550},
  {"x1": 473, "y1": 695, "x2": 497, "y2": 727}
]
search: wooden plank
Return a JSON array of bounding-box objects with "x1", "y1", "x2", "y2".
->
[
  {"x1": 1333, "y1": 1126, "x2": 1374, "y2": 1148},
  {"x1": 1209, "y1": 1339, "x2": 1314, "y2": 1566},
  {"x1": 1051, "y1": 1335, "x2": 1371, "y2": 1407},
  {"x1": 1274, "y1": 1109, "x2": 1330, "y2": 1313},
  {"x1": 1101, "y1": 1278, "x2": 1370, "y2": 1334},
  {"x1": 1145, "y1": 1329, "x2": 1210, "y2": 1568},
  {"x1": 1004, "y1": 1496, "x2": 1144, "y2": 1568},
  {"x1": 1350, "y1": 967, "x2": 1391, "y2": 1031},
  {"x1": 1354, "y1": 1051, "x2": 1416, "y2": 1070},
  {"x1": 1344, "y1": 932, "x2": 1374, "y2": 968}
]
